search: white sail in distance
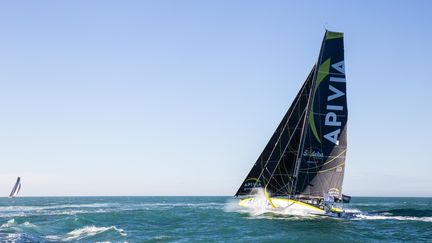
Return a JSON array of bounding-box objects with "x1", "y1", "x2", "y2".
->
[{"x1": 9, "y1": 177, "x2": 21, "y2": 198}]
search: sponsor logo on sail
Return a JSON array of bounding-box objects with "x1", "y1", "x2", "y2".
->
[
  {"x1": 323, "y1": 60, "x2": 345, "y2": 146},
  {"x1": 309, "y1": 58, "x2": 346, "y2": 146},
  {"x1": 303, "y1": 148, "x2": 324, "y2": 164}
]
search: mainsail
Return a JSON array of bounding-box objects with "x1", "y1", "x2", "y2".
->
[
  {"x1": 294, "y1": 31, "x2": 347, "y2": 199},
  {"x1": 236, "y1": 31, "x2": 347, "y2": 200},
  {"x1": 9, "y1": 177, "x2": 21, "y2": 198}
]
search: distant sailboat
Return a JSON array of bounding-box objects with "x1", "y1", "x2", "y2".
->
[
  {"x1": 235, "y1": 31, "x2": 350, "y2": 217},
  {"x1": 9, "y1": 177, "x2": 21, "y2": 198}
]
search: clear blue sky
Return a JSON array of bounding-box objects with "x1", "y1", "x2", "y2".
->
[{"x1": 0, "y1": 1, "x2": 431, "y2": 197}]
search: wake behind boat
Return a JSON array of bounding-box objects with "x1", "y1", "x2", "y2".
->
[{"x1": 235, "y1": 31, "x2": 351, "y2": 218}]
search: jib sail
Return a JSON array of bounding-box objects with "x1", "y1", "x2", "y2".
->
[{"x1": 235, "y1": 67, "x2": 315, "y2": 197}]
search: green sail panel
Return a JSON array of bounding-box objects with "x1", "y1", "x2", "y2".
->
[
  {"x1": 294, "y1": 31, "x2": 347, "y2": 199},
  {"x1": 235, "y1": 67, "x2": 315, "y2": 197}
]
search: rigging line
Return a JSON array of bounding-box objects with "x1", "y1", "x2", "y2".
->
[
  {"x1": 316, "y1": 163, "x2": 345, "y2": 173},
  {"x1": 298, "y1": 149, "x2": 347, "y2": 171},
  {"x1": 264, "y1": 114, "x2": 306, "y2": 191},
  {"x1": 279, "y1": 154, "x2": 295, "y2": 191},
  {"x1": 260, "y1": 82, "x2": 312, "y2": 186},
  {"x1": 252, "y1": 98, "x2": 305, "y2": 190},
  {"x1": 264, "y1": 167, "x2": 289, "y2": 193},
  {"x1": 257, "y1": 113, "x2": 306, "y2": 193},
  {"x1": 271, "y1": 167, "x2": 294, "y2": 195},
  {"x1": 292, "y1": 73, "x2": 318, "y2": 193},
  {"x1": 260, "y1": 107, "x2": 308, "y2": 190},
  {"x1": 297, "y1": 162, "x2": 345, "y2": 174},
  {"x1": 250, "y1": 75, "x2": 312, "y2": 190},
  {"x1": 273, "y1": 180, "x2": 293, "y2": 195},
  {"x1": 262, "y1": 168, "x2": 288, "y2": 191},
  {"x1": 260, "y1": 121, "x2": 303, "y2": 194}
]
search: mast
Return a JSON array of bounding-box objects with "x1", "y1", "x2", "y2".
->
[{"x1": 291, "y1": 31, "x2": 329, "y2": 196}]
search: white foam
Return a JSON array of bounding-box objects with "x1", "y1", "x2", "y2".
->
[
  {"x1": 67, "y1": 225, "x2": 126, "y2": 240},
  {"x1": 355, "y1": 214, "x2": 432, "y2": 222},
  {"x1": 5, "y1": 233, "x2": 22, "y2": 241},
  {"x1": 1, "y1": 219, "x2": 16, "y2": 228},
  {"x1": 21, "y1": 221, "x2": 37, "y2": 228},
  {"x1": 344, "y1": 208, "x2": 362, "y2": 214},
  {"x1": 46, "y1": 225, "x2": 126, "y2": 241},
  {"x1": 0, "y1": 202, "x2": 224, "y2": 218},
  {"x1": 226, "y1": 189, "x2": 319, "y2": 218},
  {"x1": 0, "y1": 218, "x2": 37, "y2": 228},
  {"x1": 0, "y1": 203, "x2": 115, "y2": 212},
  {"x1": 0, "y1": 204, "x2": 119, "y2": 218},
  {"x1": 152, "y1": 235, "x2": 171, "y2": 240}
]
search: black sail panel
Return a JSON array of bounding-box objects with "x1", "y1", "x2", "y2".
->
[
  {"x1": 235, "y1": 67, "x2": 315, "y2": 197},
  {"x1": 294, "y1": 31, "x2": 347, "y2": 199}
]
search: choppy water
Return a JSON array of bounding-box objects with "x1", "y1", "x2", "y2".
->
[{"x1": 0, "y1": 197, "x2": 431, "y2": 242}]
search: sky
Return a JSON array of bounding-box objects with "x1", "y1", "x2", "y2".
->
[{"x1": 0, "y1": 1, "x2": 431, "y2": 197}]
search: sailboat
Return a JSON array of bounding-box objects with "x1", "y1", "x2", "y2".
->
[
  {"x1": 235, "y1": 30, "x2": 350, "y2": 217},
  {"x1": 9, "y1": 177, "x2": 21, "y2": 198}
]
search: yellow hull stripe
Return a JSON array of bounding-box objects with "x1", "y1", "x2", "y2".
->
[
  {"x1": 264, "y1": 185, "x2": 277, "y2": 208},
  {"x1": 239, "y1": 198, "x2": 325, "y2": 213}
]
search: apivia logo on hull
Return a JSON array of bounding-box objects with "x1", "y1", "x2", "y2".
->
[
  {"x1": 324, "y1": 60, "x2": 345, "y2": 146},
  {"x1": 243, "y1": 178, "x2": 262, "y2": 191}
]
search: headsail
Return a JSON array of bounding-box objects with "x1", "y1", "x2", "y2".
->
[
  {"x1": 235, "y1": 67, "x2": 315, "y2": 197},
  {"x1": 294, "y1": 31, "x2": 347, "y2": 199},
  {"x1": 9, "y1": 177, "x2": 21, "y2": 198}
]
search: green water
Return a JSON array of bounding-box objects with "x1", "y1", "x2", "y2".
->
[{"x1": 0, "y1": 197, "x2": 431, "y2": 242}]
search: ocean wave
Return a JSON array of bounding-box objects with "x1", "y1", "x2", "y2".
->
[
  {"x1": 135, "y1": 202, "x2": 224, "y2": 209},
  {"x1": 3, "y1": 232, "x2": 41, "y2": 242},
  {"x1": 0, "y1": 202, "x2": 223, "y2": 218},
  {"x1": 151, "y1": 235, "x2": 172, "y2": 240},
  {"x1": 0, "y1": 208, "x2": 117, "y2": 218},
  {"x1": 0, "y1": 203, "x2": 125, "y2": 218},
  {"x1": 46, "y1": 225, "x2": 126, "y2": 241},
  {"x1": 0, "y1": 203, "x2": 118, "y2": 212},
  {"x1": 0, "y1": 218, "x2": 37, "y2": 229},
  {"x1": 0, "y1": 219, "x2": 16, "y2": 228}
]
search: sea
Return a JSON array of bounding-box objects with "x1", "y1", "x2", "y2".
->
[{"x1": 0, "y1": 196, "x2": 431, "y2": 242}]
